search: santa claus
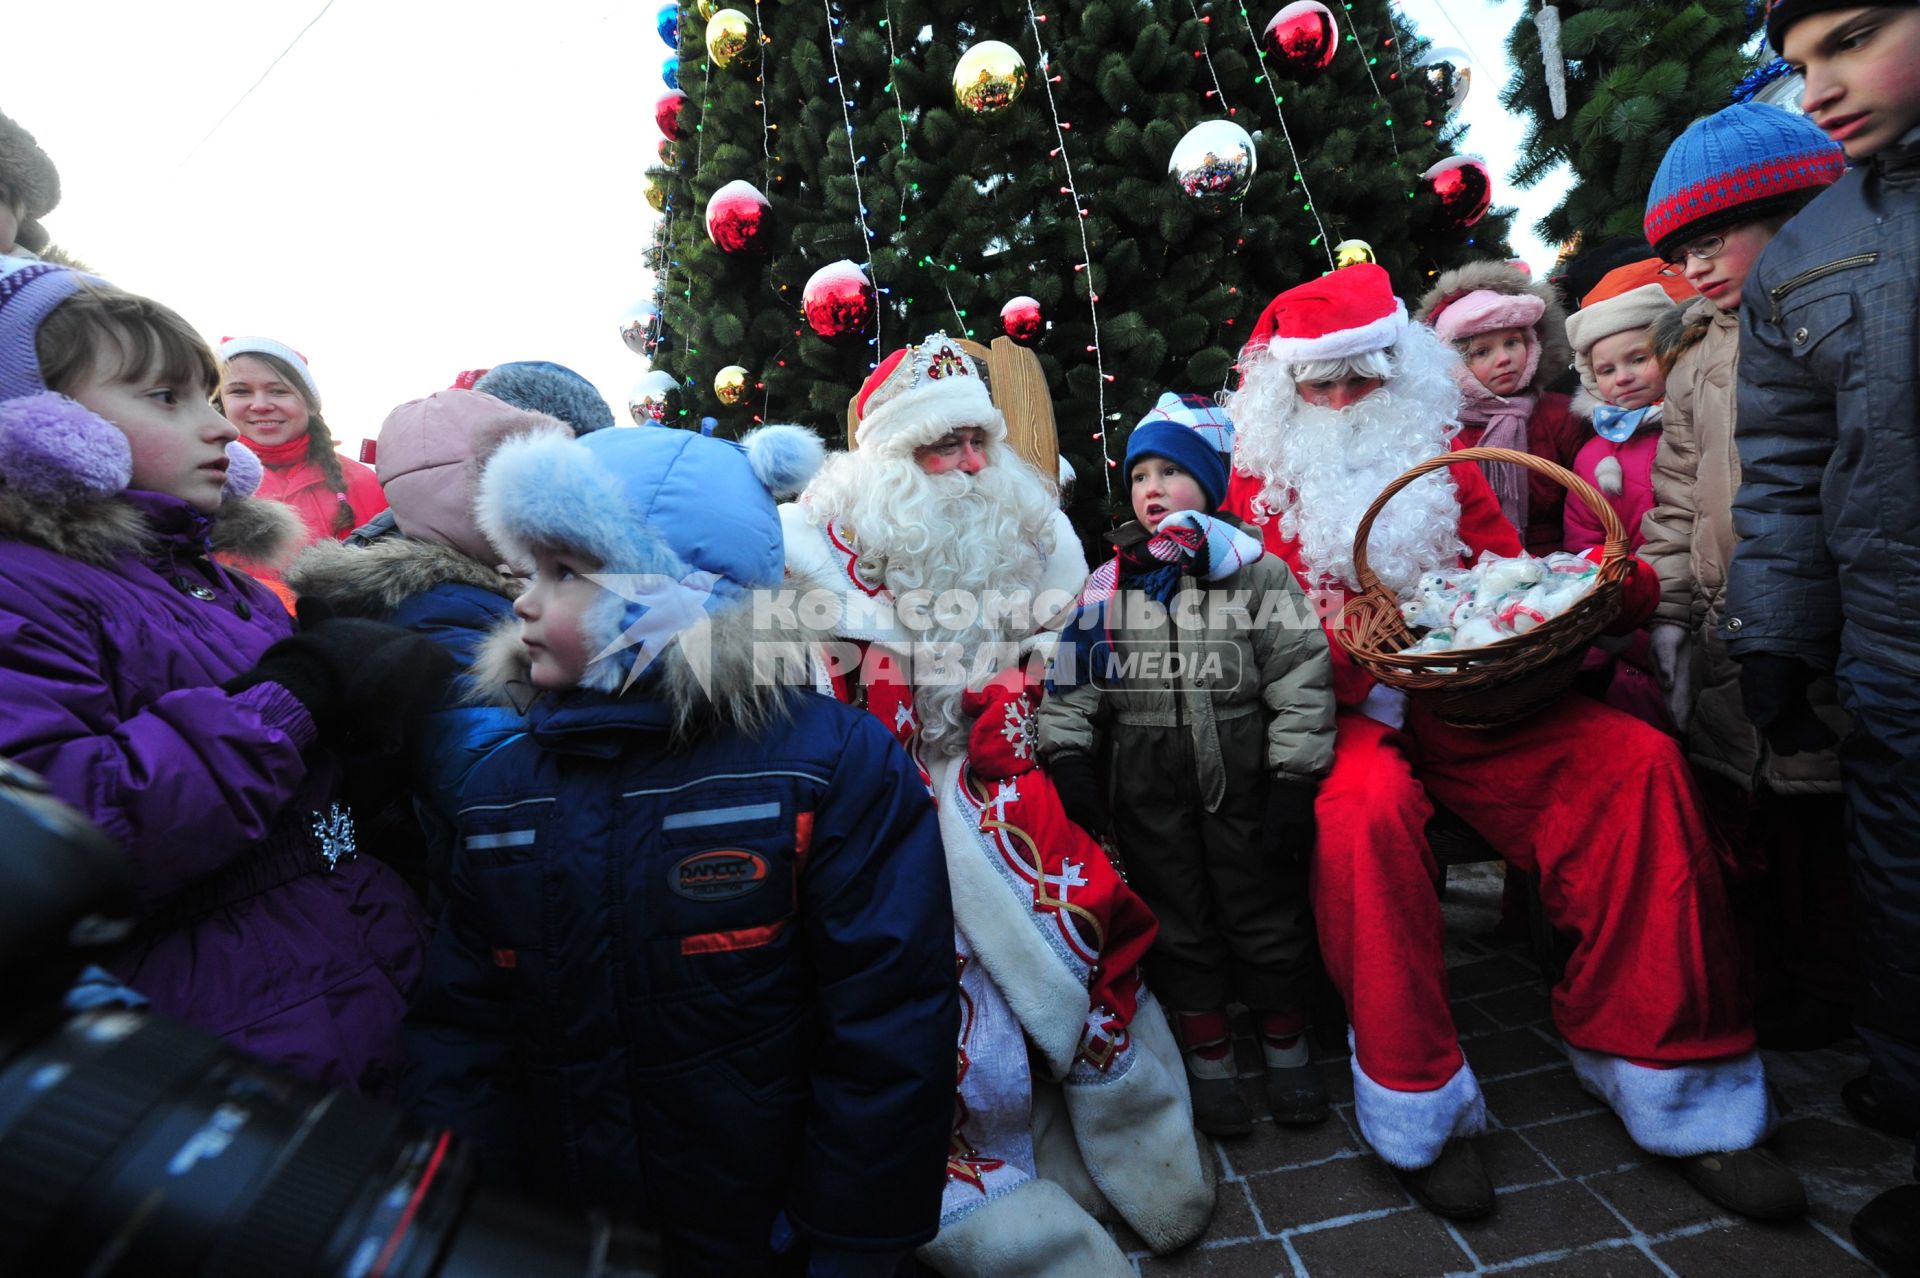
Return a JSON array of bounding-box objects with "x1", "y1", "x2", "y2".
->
[
  {"x1": 1222, "y1": 265, "x2": 1805, "y2": 1222},
  {"x1": 782, "y1": 333, "x2": 1215, "y2": 1276}
]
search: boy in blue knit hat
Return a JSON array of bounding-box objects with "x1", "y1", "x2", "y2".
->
[
  {"x1": 1038, "y1": 391, "x2": 1336, "y2": 1137},
  {"x1": 1730, "y1": 7, "x2": 1920, "y2": 1269},
  {"x1": 402, "y1": 423, "x2": 959, "y2": 1277},
  {"x1": 1637, "y1": 101, "x2": 1845, "y2": 1222}
]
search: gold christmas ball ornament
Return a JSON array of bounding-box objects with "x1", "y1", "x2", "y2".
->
[
  {"x1": 713, "y1": 365, "x2": 750, "y2": 406},
  {"x1": 706, "y1": 9, "x2": 755, "y2": 69},
  {"x1": 644, "y1": 175, "x2": 667, "y2": 213},
  {"x1": 696, "y1": 0, "x2": 718, "y2": 18},
  {"x1": 1333, "y1": 238, "x2": 1376, "y2": 268},
  {"x1": 952, "y1": 40, "x2": 1028, "y2": 121}
]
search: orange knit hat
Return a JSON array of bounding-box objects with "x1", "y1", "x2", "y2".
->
[{"x1": 1581, "y1": 258, "x2": 1695, "y2": 308}]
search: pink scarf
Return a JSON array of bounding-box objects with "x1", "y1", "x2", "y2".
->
[{"x1": 1453, "y1": 336, "x2": 1541, "y2": 534}]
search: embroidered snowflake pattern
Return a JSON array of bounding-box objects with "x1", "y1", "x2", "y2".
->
[
  {"x1": 986, "y1": 778, "x2": 1020, "y2": 825},
  {"x1": 1077, "y1": 1003, "x2": 1130, "y2": 1072},
  {"x1": 998, "y1": 698, "x2": 1036, "y2": 760},
  {"x1": 310, "y1": 803, "x2": 358, "y2": 871}
]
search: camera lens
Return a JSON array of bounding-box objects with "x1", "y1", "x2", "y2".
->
[{"x1": 0, "y1": 1010, "x2": 654, "y2": 1277}]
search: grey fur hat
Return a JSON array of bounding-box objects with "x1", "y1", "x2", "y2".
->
[
  {"x1": 473, "y1": 361, "x2": 616, "y2": 437},
  {"x1": 0, "y1": 109, "x2": 60, "y2": 254}
]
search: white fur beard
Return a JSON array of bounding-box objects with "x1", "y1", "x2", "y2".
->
[
  {"x1": 804, "y1": 449, "x2": 1060, "y2": 757},
  {"x1": 1229, "y1": 330, "x2": 1468, "y2": 596}
]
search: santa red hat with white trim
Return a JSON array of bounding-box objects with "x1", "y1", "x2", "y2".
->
[
  {"x1": 1242, "y1": 263, "x2": 1409, "y2": 368},
  {"x1": 852, "y1": 331, "x2": 1002, "y2": 456}
]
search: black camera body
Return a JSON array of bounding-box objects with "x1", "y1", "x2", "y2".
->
[{"x1": 0, "y1": 759, "x2": 655, "y2": 1277}]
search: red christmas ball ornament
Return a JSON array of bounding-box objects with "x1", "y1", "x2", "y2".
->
[
  {"x1": 655, "y1": 90, "x2": 689, "y2": 141},
  {"x1": 1421, "y1": 155, "x2": 1494, "y2": 227},
  {"x1": 801, "y1": 260, "x2": 874, "y2": 344},
  {"x1": 1000, "y1": 295, "x2": 1043, "y2": 343},
  {"x1": 1263, "y1": 1, "x2": 1339, "y2": 82},
  {"x1": 705, "y1": 180, "x2": 773, "y2": 254}
]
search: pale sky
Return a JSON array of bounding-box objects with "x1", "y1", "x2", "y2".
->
[{"x1": 15, "y1": 0, "x2": 1564, "y2": 451}]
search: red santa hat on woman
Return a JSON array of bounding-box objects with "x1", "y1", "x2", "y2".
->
[
  {"x1": 1245, "y1": 263, "x2": 1409, "y2": 367},
  {"x1": 852, "y1": 331, "x2": 1003, "y2": 456}
]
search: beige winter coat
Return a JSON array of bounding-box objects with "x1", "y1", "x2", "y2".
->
[
  {"x1": 1639, "y1": 299, "x2": 1844, "y2": 794},
  {"x1": 1037, "y1": 521, "x2": 1334, "y2": 810}
]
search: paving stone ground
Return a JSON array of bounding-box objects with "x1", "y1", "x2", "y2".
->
[{"x1": 1112, "y1": 862, "x2": 1912, "y2": 1278}]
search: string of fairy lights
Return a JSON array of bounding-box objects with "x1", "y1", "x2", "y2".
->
[
  {"x1": 1336, "y1": 2, "x2": 1404, "y2": 163},
  {"x1": 877, "y1": 7, "x2": 971, "y2": 340},
  {"x1": 753, "y1": 0, "x2": 777, "y2": 423},
  {"x1": 1233, "y1": 5, "x2": 1338, "y2": 269},
  {"x1": 820, "y1": 1, "x2": 885, "y2": 358},
  {"x1": 1184, "y1": 0, "x2": 1235, "y2": 114},
  {"x1": 1024, "y1": 0, "x2": 1116, "y2": 492},
  {"x1": 753, "y1": 0, "x2": 773, "y2": 191}
]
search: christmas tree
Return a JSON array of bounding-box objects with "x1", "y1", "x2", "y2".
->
[
  {"x1": 641, "y1": 0, "x2": 1511, "y2": 525},
  {"x1": 1501, "y1": 0, "x2": 1757, "y2": 248}
]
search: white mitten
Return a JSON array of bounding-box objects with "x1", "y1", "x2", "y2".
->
[{"x1": 1359, "y1": 683, "x2": 1409, "y2": 729}]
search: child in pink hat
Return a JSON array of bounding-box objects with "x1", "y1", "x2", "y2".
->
[{"x1": 1416, "y1": 261, "x2": 1585, "y2": 555}]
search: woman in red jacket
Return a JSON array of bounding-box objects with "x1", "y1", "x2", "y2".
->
[{"x1": 215, "y1": 337, "x2": 385, "y2": 594}]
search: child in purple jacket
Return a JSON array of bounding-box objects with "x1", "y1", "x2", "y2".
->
[{"x1": 0, "y1": 257, "x2": 447, "y2": 1095}]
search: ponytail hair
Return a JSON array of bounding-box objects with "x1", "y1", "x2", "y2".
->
[{"x1": 215, "y1": 349, "x2": 355, "y2": 532}]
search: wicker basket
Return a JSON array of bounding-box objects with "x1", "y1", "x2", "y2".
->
[{"x1": 1335, "y1": 447, "x2": 1632, "y2": 729}]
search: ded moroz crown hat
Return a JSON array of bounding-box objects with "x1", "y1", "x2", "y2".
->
[{"x1": 852, "y1": 331, "x2": 1002, "y2": 456}]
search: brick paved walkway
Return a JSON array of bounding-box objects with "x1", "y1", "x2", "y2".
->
[{"x1": 1113, "y1": 863, "x2": 1910, "y2": 1277}]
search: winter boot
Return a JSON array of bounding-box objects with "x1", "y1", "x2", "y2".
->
[
  {"x1": 1392, "y1": 1138, "x2": 1495, "y2": 1220},
  {"x1": 1843, "y1": 1075, "x2": 1920, "y2": 1140},
  {"x1": 1667, "y1": 1146, "x2": 1807, "y2": 1221},
  {"x1": 1174, "y1": 1010, "x2": 1252, "y2": 1137},
  {"x1": 1256, "y1": 1009, "x2": 1327, "y2": 1125},
  {"x1": 1852, "y1": 1184, "x2": 1920, "y2": 1278},
  {"x1": 1753, "y1": 992, "x2": 1853, "y2": 1051}
]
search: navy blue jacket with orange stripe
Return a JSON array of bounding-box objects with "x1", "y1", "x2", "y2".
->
[{"x1": 400, "y1": 683, "x2": 958, "y2": 1276}]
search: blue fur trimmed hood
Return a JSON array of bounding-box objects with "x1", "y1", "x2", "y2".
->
[{"x1": 474, "y1": 423, "x2": 824, "y2": 694}]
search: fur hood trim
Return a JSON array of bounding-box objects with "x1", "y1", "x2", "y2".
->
[
  {"x1": 1654, "y1": 297, "x2": 1717, "y2": 370},
  {"x1": 287, "y1": 535, "x2": 519, "y2": 617},
  {"x1": 0, "y1": 486, "x2": 144, "y2": 565},
  {"x1": 0, "y1": 486, "x2": 300, "y2": 568},
  {"x1": 209, "y1": 494, "x2": 305, "y2": 567},
  {"x1": 464, "y1": 589, "x2": 837, "y2": 741},
  {"x1": 1415, "y1": 259, "x2": 1571, "y2": 397}
]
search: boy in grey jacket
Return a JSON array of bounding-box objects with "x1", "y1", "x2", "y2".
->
[
  {"x1": 1040, "y1": 394, "x2": 1335, "y2": 1138},
  {"x1": 1727, "y1": 4, "x2": 1920, "y2": 1270}
]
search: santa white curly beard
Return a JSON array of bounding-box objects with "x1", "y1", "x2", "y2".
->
[
  {"x1": 1227, "y1": 326, "x2": 1470, "y2": 597},
  {"x1": 801, "y1": 443, "x2": 1060, "y2": 757}
]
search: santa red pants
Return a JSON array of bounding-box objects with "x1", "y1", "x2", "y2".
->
[{"x1": 1313, "y1": 695, "x2": 1772, "y2": 1169}]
